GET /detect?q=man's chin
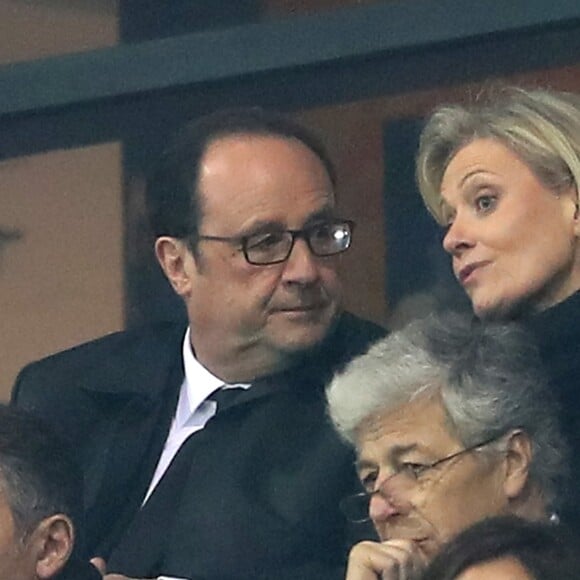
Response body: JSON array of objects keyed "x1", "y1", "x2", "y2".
[
  {"x1": 275, "y1": 327, "x2": 330, "y2": 353},
  {"x1": 414, "y1": 536, "x2": 442, "y2": 560},
  {"x1": 271, "y1": 317, "x2": 336, "y2": 353}
]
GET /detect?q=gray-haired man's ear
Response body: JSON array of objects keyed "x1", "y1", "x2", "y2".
[
  {"x1": 502, "y1": 430, "x2": 547, "y2": 520},
  {"x1": 502, "y1": 430, "x2": 533, "y2": 502},
  {"x1": 32, "y1": 514, "x2": 74, "y2": 579}
]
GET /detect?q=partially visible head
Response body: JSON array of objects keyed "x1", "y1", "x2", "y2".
[
  {"x1": 422, "y1": 515, "x2": 580, "y2": 580},
  {"x1": 417, "y1": 87, "x2": 580, "y2": 225},
  {"x1": 416, "y1": 87, "x2": 580, "y2": 318},
  {"x1": 0, "y1": 405, "x2": 83, "y2": 579},
  {"x1": 327, "y1": 312, "x2": 566, "y2": 557},
  {"x1": 147, "y1": 107, "x2": 337, "y2": 245},
  {"x1": 151, "y1": 108, "x2": 348, "y2": 380}
]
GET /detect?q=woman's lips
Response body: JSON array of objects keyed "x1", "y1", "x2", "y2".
[{"x1": 457, "y1": 261, "x2": 490, "y2": 285}]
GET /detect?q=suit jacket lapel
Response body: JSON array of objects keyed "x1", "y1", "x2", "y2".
[{"x1": 79, "y1": 324, "x2": 186, "y2": 554}]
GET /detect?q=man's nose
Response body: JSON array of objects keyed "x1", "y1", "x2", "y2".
[
  {"x1": 368, "y1": 475, "x2": 407, "y2": 522},
  {"x1": 368, "y1": 489, "x2": 401, "y2": 522},
  {"x1": 281, "y1": 238, "x2": 320, "y2": 284}
]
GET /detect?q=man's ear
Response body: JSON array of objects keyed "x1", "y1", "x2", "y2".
[
  {"x1": 32, "y1": 514, "x2": 75, "y2": 579},
  {"x1": 502, "y1": 430, "x2": 533, "y2": 500},
  {"x1": 155, "y1": 236, "x2": 196, "y2": 297}
]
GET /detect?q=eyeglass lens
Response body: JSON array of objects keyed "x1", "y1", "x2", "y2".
[{"x1": 340, "y1": 471, "x2": 415, "y2": 523}]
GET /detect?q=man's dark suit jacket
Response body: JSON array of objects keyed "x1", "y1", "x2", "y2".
[
  {"x1": 12, "y1": 311, "x2": 385, "y2": 580},
  {"x1": 58, "y1": 557, "x2": 102, "y2": 580}
]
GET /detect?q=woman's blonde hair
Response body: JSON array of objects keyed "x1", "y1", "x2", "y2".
[{"x1": 416, "y1": 87, "x2": 580, "y2": 224}]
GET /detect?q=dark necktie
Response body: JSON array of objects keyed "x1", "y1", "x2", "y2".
[{"x1": 107, "y1": 387, "x2": 246, "y2": 576}]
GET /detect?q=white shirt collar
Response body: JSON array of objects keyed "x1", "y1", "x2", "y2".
[{"x1": 178, "y1": 327, "x2": 250, "y2": 429}]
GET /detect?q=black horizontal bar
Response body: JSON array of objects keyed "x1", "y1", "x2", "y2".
[{"x1": 0, "y1": 0, "x2": 579, "y2": 117}]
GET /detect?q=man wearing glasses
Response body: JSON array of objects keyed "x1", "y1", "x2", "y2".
[
  {"x1": 327, "y1": 312, "x2": 565, "y2": 579},
  {"x1": 13, "y1": 109, "x2": 384, "y2": 580}
]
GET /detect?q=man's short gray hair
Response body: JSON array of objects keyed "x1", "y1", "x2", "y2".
[{"x1": 326, "y1": 312, "x2": 567, "y2": 506}]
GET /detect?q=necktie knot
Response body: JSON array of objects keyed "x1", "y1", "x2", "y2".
[{"x1": 208, "y1": 387, "x2": 245, "y2": 413}]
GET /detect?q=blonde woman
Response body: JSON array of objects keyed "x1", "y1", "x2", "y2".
[{"x1": 416, "y1": 87, "x2": 580, "y2": 529}]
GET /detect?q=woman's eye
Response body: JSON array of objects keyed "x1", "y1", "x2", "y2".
[{"x1": 474, "y1": 194, "x2": 497, "y2": 213}]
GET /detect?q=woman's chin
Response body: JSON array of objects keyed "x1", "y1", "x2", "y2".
[
  {"x1": 471, "y1": 297, "x2": 516, "y2": 321},
  {"x1": 470, "y1": 296, "x2": 494, "y2": 319}
]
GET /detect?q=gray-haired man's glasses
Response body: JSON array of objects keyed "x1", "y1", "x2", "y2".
[
  {"x1": 198, "y1": 220, "x2": 354, "y2": 266},
  {"x1": 341, "y1": 435, "x2": 500, "y2": 524}
]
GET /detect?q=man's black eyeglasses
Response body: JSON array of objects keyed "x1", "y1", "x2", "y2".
[
  {"x1": 341, "y1": 435, "x2": 500, "y2": 523},
  {"x1": 197, "y1": 220, "x2": 354, "y2": 266}
]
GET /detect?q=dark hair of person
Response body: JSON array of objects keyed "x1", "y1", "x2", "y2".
[
  {"x1": 146, "y1": 107, "x2": 337, "y2": 251},
  {"x1": 0, "y1": 405, "x2": 82, "y2": 536},
  {"x1": 421, "y1": 515, "x2": 580, "y2": 580},
  {"x1": 0, "y1": 405, "x2": 98, "y2": 577}
]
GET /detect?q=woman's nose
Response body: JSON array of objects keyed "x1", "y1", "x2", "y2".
[{"x1": 442, "y1": 216, "x2": 474, "y2": 255}]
